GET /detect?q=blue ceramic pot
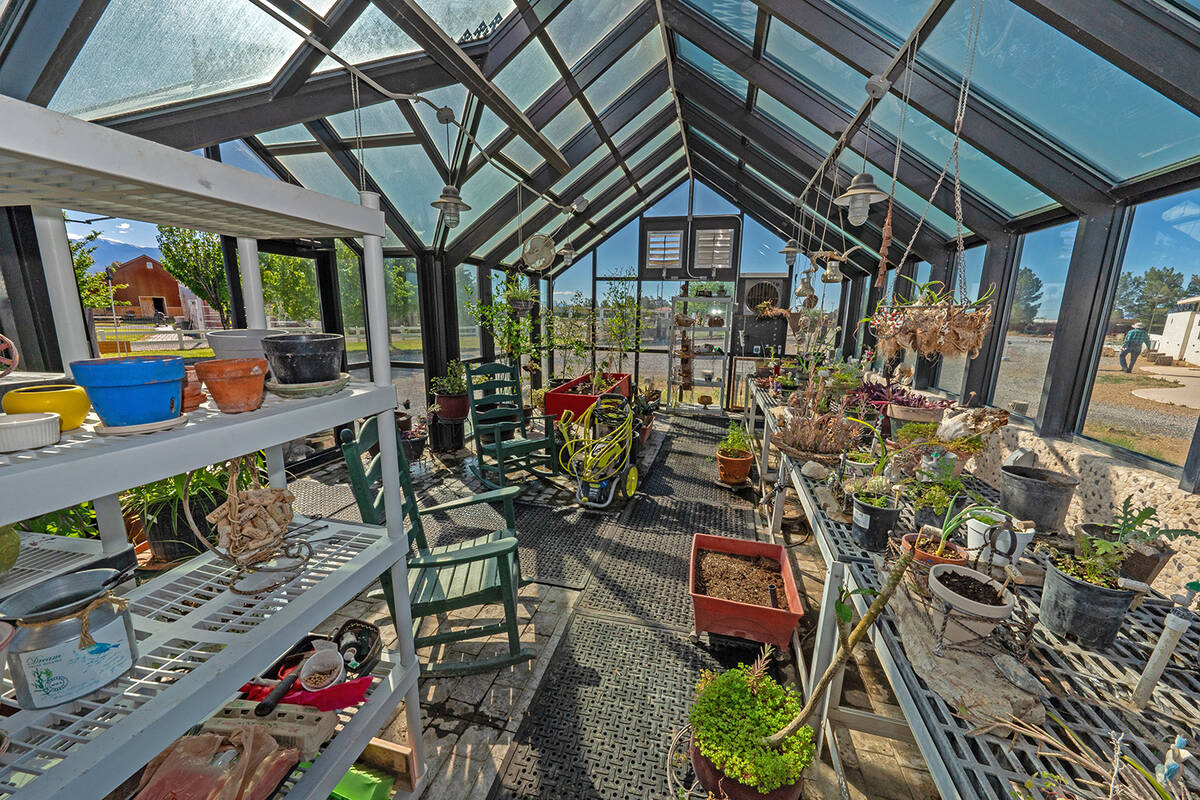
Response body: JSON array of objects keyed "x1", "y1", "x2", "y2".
[{"x1": 70, "y1": 356, "x2": 184, "y2": 427}]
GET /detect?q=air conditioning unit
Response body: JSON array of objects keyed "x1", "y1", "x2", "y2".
[{"x1": 734, "y1": 275, "x2": 789, "y2": 356}]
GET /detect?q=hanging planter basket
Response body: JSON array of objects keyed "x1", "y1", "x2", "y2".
[{"x1": 870, "y1": 299, "x2": 993, "y2": 362}]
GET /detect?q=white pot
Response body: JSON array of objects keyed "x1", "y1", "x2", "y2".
[
  {"x1": 0, "y1": 412, "x2": 61, "y2": 452},
  {"x1": 842, "y1": 456, "x2": 875, "y2": 479},
  {"x1": 928, "y1": 563, "x2": 1015, "y2": 645},
  {"x1": 965, "y1": 516, "x2": 1034, "y2": 566}
]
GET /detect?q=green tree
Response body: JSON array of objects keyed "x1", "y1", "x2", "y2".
[
  {"x1": 336, "y1": 240, "x2": 364, "y2": 328},
  {"x1": 156, "y1": 226, "x2": 230, "y2": 327},
  {"x1": 1131, "y1": 266, "x2": 1185, "y2": 332},
  {"x1": 599, "y1": 270, "x2": 646, "y2": 374},
  {"x1": 1186, "y1": 273, "x2": 1200, "y2": 296},
  {"x1": 1007, "y1": 266, "x2": 1043, "y2": 330},
  {"x1": 259, "y1": 252, "x2": 320, "y2": 322},
  {"x1": 69, "y1": 229, "x2": 127, "y2": 310},
  {"x1": 1112, "y1": 272, "x2": 1144, "y2": 320}
]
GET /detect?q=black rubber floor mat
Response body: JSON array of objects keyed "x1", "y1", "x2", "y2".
[
  {"x1": 419, "y1": 487, "x2": 619, "y2": 590},
  {"x1": 580, "y1": 496, "x2": 754, "y2": 630},
  {"x1": 491, "y1": 616, "x2": 735, "y2": 800},
  {"x1": 644, "y1": 450, "x2": 756, "y2": 506}
]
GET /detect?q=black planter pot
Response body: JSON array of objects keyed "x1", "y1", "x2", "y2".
[
  {"x1": 912, "y1": 495, "x2": 970, "y2": 532},
  {"x1": 400, "y1": 433, "x2": 427, "y2": 463},
  {"x1": 851, "y1": 494, "x2": 900, "y2": 552},
  {"x1": 144, "y1": 496, "x2": 218, "y2": 562},
  {"x1": 479, "y1": 408, "x2": 519, "y2": 445},
  {"x1": 261, "y1": 333, "x2": 344, "y2": 384},
  {"x1": 1000, "y1": 465, "x2": 1079, "y2": 534},
  {"x1": 1039, "y1": 562, "x2": 1134, "y2": 650}
]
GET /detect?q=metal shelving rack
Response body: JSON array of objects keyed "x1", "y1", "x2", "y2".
[
  {"x1": 666, "y1": 295, "x2": 732, "y2": 412},
  {"x1": 0, "y1": 95, "x2": 425, "y2": 799}
]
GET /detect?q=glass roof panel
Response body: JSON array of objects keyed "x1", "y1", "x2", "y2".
[
  {"x1": 593, "y1": 186, "x2": 637, "y2": 222},
  {"x1": 647, "y1": 181, "x2": 689, "y2": 215},
  {"x1": 319, "y1": 1, "x2": 514, "y2": 71},
  {"x1": 640, "y1": 149, "x2": 686, "y2": 187},
  {"x1": 921, "y1": 0, "x2": 1200, "y2": 180},
  {"x1": 460, "y1": 161, "x2": 518, "y2": 219},
  {"x1": 552, "y1": 145, "x2": 607, "y2": 195},
  {"x1": 257, "y1": 124, "x2": 315, "y2": 145},
  {"x1": 467, "y1": 197, "x2": 548, "y2": 255},
  {"x1": 543, "y1": 101, "x2": 592, "y2": 147},
  {"x1": 831, "y1": 0, "x2": 926, "y2": 43},
  {"x1": 303, "y1": 0, "x2": 340, "y2": 13},
  {"x1": 275, "y1": 153, "x2": 361, "y2": 205},
  {"x1": 502, "y1": 138, "x2": 543, "y2": 173},
  {"x1": 371, "y1": 145, "x2": 445, "y2": 245},
  {"x1": 417, "y1": 84, "x2": 469, "y2": 162},
  {"x1": 675, "y1": 35, "x2": 749, "y2": 97},
  {"x1": 51, "y1": 0, "x2": 303, "y2": 119},
  {"x1": 627, "y1": 122, "x2": 682, "y2": 171},
  {"x1": 582, "y1": 166, "x2": 625, "y2": 204},
  {"x1": 474, "y1": 108, "x2": 507, "y2": 151},
  {"x1": 836, "y1": 149, "x2": 963, "y2": 237},
  {"x1": 328, "y1": 101, "x2": 411, "y2": 139},
  {"x1": 219, "y1": 140, "x2": 279, "y2": 180},
  {"x1": 755, "y1": 92, "x2": 836, "y2": 150},
  {"x1": 582, "y1": 28, "x2": 666, "y2": 114},
  {"x1": 763, "y1": 22, "x2": 864, "y2": 112},
  {"x1": 682, "y1": 0, "x2": 758, "y2": 44},
  {"x1": 611, "y1": 93, "x2": 674, "y2": 145},
  {"x1": 494, "y1": 38, "x2": 560, "y2": 112},
  {"x1": 690, "y1": 128, "x2": 738, "y2": 163},
  {"x1": 547, "y1": 0, "x2": 643, "y2": 69}
]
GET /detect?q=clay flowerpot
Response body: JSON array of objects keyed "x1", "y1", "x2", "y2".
[
  {"x1": 928, "y1": 563, "x2": 1015, "y2": 645},
  {"x1": 182, "y1": 366, "x2": 206, "y2": 412},
  {"x1": 194, "y1": 358, "x2": 267, "y2": 413},
  {"x1": 901, "y1": 532, "x2": 968, "y2": 568},
  {"x1": 691, "y1": 741, "x2": 803, "y2": 800},
  {"x1": 1, "y1": 384, "x2": 91, "y2": 430},
  {"x1": 435, "y1": 393, "x2": 468, "y2": 422},
  {"x1": 716, "y1": 448, "x2": 753, "y2": 485}
]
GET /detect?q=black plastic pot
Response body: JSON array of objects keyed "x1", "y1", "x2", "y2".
[
  {"x1": 1000, "y1": 465, "x2": 1079, "y2": 533},
  {"x1": 261, "y1": 333, "x2": 344, "y2": 384},
  {"x1": 912, "y1": 495, "x2": 970, "y2": 532},
  {"x1": 400, "y1": 433, "x2": 427, "y2": 463},
  {"x1": 1039, "y1": 561, "x2": 1133, "y2": 650},
  {"x1": 144, "y1": 496, "x2": 217, "y2": 563},
  {"x1": 851, "y1": 495, "x2": 900, "y2": 552}
]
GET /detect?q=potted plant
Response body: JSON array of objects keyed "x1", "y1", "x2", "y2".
[
  {"x1": 907, "y1": 478, "x2": 971, "y2": 531},
  {"x1": 902, "y1": 501, "x2": 1007, "y2": 589},
  {"x1": 999, "y1": 464, "x2": 1079, "y2": 535},
  {"x1": 867, "y1": 278, "x2": 995, "y2": 362},
  {"x1": 430, "y1": 359, "x2": 468, "y2": 422},
  {"x1": 841, "y1": 449, "x2": 877, "y2": 478},
  {"x1": 632, "y1": 386, "x2": 659, "y2": 447},
  {"x1": 400, "y1": 406, "x2": 431, "y2": 463},
  {"x1": 543, "y1": 366, "x2": 632, "y2": 421},
  {"x1": 1039, "y1": 529, "x2": 1142, "y2": 650},
  {"x1": 927, "y1": 561, "x2": 1016, "y2": 645},
  {"x1": 964, "y1": 509, "x2": 1034, "y2": 567},
  {"x1": 504, "y1": 278, "x2": 538, "y2": 314},
  {"x1": 1079, "y1": 496, "x2": 1195, "y2": 584},
  {"x1": 716, "y1": 421, "x2": 755, "y2": 485},
  {"x1": 689, "y1": 533, "x2": 804, "y2": 647},
  {"x1": 846, "y1": 475, "x2": 901, "y2": 553}
]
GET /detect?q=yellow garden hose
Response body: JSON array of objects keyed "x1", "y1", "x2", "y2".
[{"x1": 557, "y1": 396, "x2": 635, "y2": 503}]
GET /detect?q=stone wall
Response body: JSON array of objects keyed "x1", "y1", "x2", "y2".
[{"x1": 972, "y1": 423, "x2": 1200, "y2": 594}]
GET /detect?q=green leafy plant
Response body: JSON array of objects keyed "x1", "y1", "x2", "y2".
[
  {"x1": 914, "y1": 499, "x2": 1008, "y2": 557},
  {"x1": 908, "y1": 480, "x2": 963, "y2": 515},
  {"x1": 504, "y1": 280, "x2": 537, "y2": 303},
  {"x1": 549, "y1": 291, "x2": 594, "y2": 380},
  {"x1": 718, "y1": 421, "x2": 754, "y2": 457},
  {"x1": 430, "y1": 359, "x2": 467, "y2": 396},
  {"x1": 599, "y1": 270, "x2": 645, "y2": 374},
  {"x1": 1060, "y1": 532, "x2": 1127, "y2": 588},
  {"x1": 467, "y1": 275, "x2": 541, "y2": 366},
  {"x1": 121, "y1": 460, "x2": 261, "y2": 549},
  {"x1": 1110, "y1": 495, "x2": 1194, "y2": 545},
  {"x1": 690, "y1": 649, "x2": 814, "y2": 793}
]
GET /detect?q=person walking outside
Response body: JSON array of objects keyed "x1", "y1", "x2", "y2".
[{"x1": 1119, "y1": 322, "x2": 1150, "y2": 373}]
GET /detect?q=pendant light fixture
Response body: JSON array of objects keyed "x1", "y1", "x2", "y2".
[
  {"x1": 431, "y1": 185, "x2": 470, "y2": 229},
  {"x1": 822, "y1": 260, "x2": 845, "y2": 283},
  {"x1": 834, "y1": 173, "x2": 887, "y2": 227},
  {"x1": 557, "y1": 243, "x2": 577, "y2": 267},
  {"x1": 779, "y1": 238, "x2": 802, "y2": 268}
]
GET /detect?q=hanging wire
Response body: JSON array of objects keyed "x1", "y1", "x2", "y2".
[{"x1": 351, "y1": 72, "x2": 366, "y2": 191}]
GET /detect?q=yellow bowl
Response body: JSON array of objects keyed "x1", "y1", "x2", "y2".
[{"x1": 1, "y1": 385, "x2": 91, "y2": 430}]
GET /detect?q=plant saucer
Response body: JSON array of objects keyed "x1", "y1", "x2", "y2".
[
  {"x1": 266, "y1": 372, "x2": 351, "y2": 399},
  {"x1": 95, "y1": 414, "x2": 187, "y2": 436}
]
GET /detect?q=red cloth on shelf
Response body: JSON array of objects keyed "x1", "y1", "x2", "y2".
[{"x1": 238, "y1": 675, "x2": 371, "y2": 711}]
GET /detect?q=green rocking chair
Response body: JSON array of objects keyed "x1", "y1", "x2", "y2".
[
  {"x1": 465, "y1": 361, "x2": 558, "y2": 489},
  {"x1": 338, "y1": 416, "x2": 534, "y2": 676}
]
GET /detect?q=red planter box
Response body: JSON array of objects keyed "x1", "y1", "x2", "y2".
[
  {"x1": 543, "y1": 372, "x2": 631, "y2": 421},
  {"x1": 689, "y1": 533, "x2": 804, "y2": 648}
]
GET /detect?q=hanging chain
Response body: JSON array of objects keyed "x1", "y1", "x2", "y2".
[{"x1": 351, "y1": 73, "x2": 365, "y2": 191}]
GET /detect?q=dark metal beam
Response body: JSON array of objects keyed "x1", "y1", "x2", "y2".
[
  {"x1": 751, "y1": 0, "x2": 1113, "y2": 215},
  {"x1": 1038, "y1": 205, "x2": 1131, "y2": 436},
  {"x1": 270, "y1": 0, "x2": 369, "y2": 99},
  {"x1": 369, "y1": 0, "x2": 569, "y2": 172},
  {"x1": 263, "y1": 131, "x2": 421, "y2": 155},
  {"x1": 202, "y1": 145, "x2": 249, "y2": 329},
  {"x1": 0, "y1": 0, "x2": 109, "y2": 105},
  {"x1": 305, "y1": 118, "x2": 426, "y2": 253},
  {"x1": 1010, "y1": 0, "x2": 1200, "y2": 120},
  {"x1": 961, "y1": 233, "x2": 1021, "y2": 405},
  {"x1": 662, "y1": 0, "x2": 1007, "y2": 239},
  {"x1": 104, "y1": 46, "x2": 478, "y2": 150}
]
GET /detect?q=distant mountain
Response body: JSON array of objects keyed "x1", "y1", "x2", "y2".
[{"x1": 82, "y1": 237, "x2": 162, "y2": 272}]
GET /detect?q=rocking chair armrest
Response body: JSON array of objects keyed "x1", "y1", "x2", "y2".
[
  {"x1": 408, "y1": 536, "x2": 518, "y2": 567},
  {"x1": 418, "y1": 486, "x2": 522, "y2": 516}
]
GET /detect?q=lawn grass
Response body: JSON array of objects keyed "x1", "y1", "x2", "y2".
[
  {"x1": 1093, "y1": 371, "x2": 1184, "y2": 389},
  {"x1": 1082, "y1": 423, "x2": 1180, "y2": 464}
]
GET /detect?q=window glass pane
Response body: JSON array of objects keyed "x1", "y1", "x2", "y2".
[
  {"x1": 921, "y1": 0, "x2": 1200, "y2": 180},
  {"x1": 258, "y1": 125, "x2": 313, "y2": 146},
  {"x1": 692, "y1": 180, "x2": 738, "y2": 215},
  {"x1": 51, "y1": 0, "x2": 303, "y2": 119},
  {"x1": 494, "y1": 39, "x2": 560, "y2": 112},
  {"x1": 597, "y1": 219, "x2": 639, "y2": 277},
  {"x1": 1079, "y1": 187, "x2": 1200, "y2": 465},
  {"x1": 690, "y1": 128, "x2": 738, "y2": 163},
  {"x1": 833, "y1": 0, "x2": 927, "y2": 42},
  {"x1": 755, "y1": 92, "x2": 836, "y2": 152},
  {"x1": 456, "y1": 265, "x2": 482, "y2": 359},
  {"x1": 548, "y1": 257, "x2": 595, "y2": 380},
  {"x1": 219, "y1": 140, "x2": 278, "y2": 180},
  {"x1": 992, "y1": 221, "x2": 1078, "y2": 418},
  {"x1": 470, "y1": 197, "x2": 550, "y2": 257},
  {"x1": 836, "y1": 149, "x2": 964, "y2": 237},
  {"x1": 260, "y1": 253, "x2": 319, "y2": 328},
  {"x1": 275, "y1": 153, "x2": 361, "y2": 204},
  {"x1": 371, "y1": 146, "x2": 444, "y2": 244},
  {"x1": 675, "y1": 35, "x2": 748, "y2": 97},
  {"x1": 935, "y1": 245, "x2": 985, "y2": 395},
  {"x1": 626, "y1": 122, "x2": 681, "y2": 171},
  {"x1": 763, "y1": 22, "x2": 863, "y2": 110},
  {"x1": 328, "y1": 101, "x2": 410, "y2": 138},
  {"x1": 384, "y1": 257, "x2": 421, "y2": 362},
  {"x1": 460, "y1": 161, "x2": 517, "y2": 218},
  {"x1": 640, "y1": 150, "x2": 685, "y2": 188},
  {"x1": 683, "y1": 0, "x2": 757, "y2": 44},
  {"x1": 582, "y1": 29, "x2": 665, "y2": 114},
  {"x1": 336, "y1": 241, "x2": 368, "y2": 366},
  {"x1": 552, "y1": 145, "x2": 607, "y2": 196},
  {"x1": 647, "y1": 181, "x2": 690, "y2": 217},
  {"x1": 547, "y1": 0, "x2": 642, "y2": 68},
  {"x1": 502, "y1": 137, "x2": 543, "y2": 173},
  {"x1": 593, "y1": 187, "x2": 637, "y2": 226},
  {"x1": 611, "y1": 93, "x2": 674, "y2": 146},
  {"x1": 543, "y1": 100, "x2": 591, "y2": 147},
  {"x1": 392, "y1": 366, "x2": 428, "y2": 419},
  {"x1": 416, "y1": 84, "x2": 469, "y2": 162},
  {"x1": 740, "y1": 216, "x2": 786, "y2": 273},
  {"x1": 582, "y1": 167, "x2": 624, "y2": 205},
  {"x1": 474, "y1": 108, "x2": 507, "y2": 150}
]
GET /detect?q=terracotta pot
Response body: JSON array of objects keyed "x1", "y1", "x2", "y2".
[
  {"x1": 901, "y1": 532, "x2": 969, "y2": 568},
  {"x1": 690, "y1": 742, "x2": 803, "y2": 800},
  {"x1": 887, "y1": 403, "x2": 944, "y2": 424},
  {"x1": 435, "y1": 393, "x2": 468, "y2": 421},
  {"x1": 716, "y1": 448, "x2": 753, "y2": 484},
  {"x1": 182, "y1": 366, "x2": 206, "y2": 412},
  {"x1": 690, "y1": 533, "x2": 804, "y2": 647},
  {"x1": 193, "y1": 358, "x2": 267, "y2": 413}
]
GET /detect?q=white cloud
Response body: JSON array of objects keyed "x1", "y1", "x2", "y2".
[
  {"x1": 116, "y1": 222, "x2": 130, "y2": 231},
  {"x1": 67, "y1": 232, "x2": 82, "y2": 240}
]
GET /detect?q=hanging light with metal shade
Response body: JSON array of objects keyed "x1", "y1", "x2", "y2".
[
  {"x1": 779, "y1": 238, "x2": 803, "y2": 268},
  {"x1": 557, "y1": 243, "x2": 577, "y2": 267},
  {"x1": 795, "y1": 272, "x2": 816, "y2": 299},
  {"x1": 431, "y1": 184, "x2": 470, "y2": 229},
  {"x1": 822, "y1": 260, "x2": 845, "y2": 283},
  {"x1": 834, "y1": 173, "x2": 887, "y2": 227}
]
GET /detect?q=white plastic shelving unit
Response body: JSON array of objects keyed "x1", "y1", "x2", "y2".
[
  {"x1": 666, "y1": 295, "x2": 733, "y2": 412},
  {"x1": 0, "y1": 95, "x2": 425, "y2": 799}
]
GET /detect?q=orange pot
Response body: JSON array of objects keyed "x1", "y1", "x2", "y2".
[
  {"x1": 716, "y1": 448, "x2": 753, "y2": 485},
  {"x1": 900, "y1": 532, "x2": 968, "y2": 567},
  {"x1": 194, "y1": 358, "x2": 267, "y2": 413}
]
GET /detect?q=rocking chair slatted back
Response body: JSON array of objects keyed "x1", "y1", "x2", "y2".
[{"x1": 338, "y1": 416, "x2": 430, "y2": 551}]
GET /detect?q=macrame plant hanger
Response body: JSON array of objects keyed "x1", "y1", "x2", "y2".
[{"x1": 876, "y1": 40, "x2": 918, "y2": 291}]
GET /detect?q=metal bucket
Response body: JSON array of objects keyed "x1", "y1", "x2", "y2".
[{"x1": 0, "y1": 569, "x2": 137, "y2": 708}]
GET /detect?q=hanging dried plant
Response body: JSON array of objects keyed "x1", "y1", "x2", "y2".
[{"x1": 868, "y1": 278, "x2": 995, "y2": 361}]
